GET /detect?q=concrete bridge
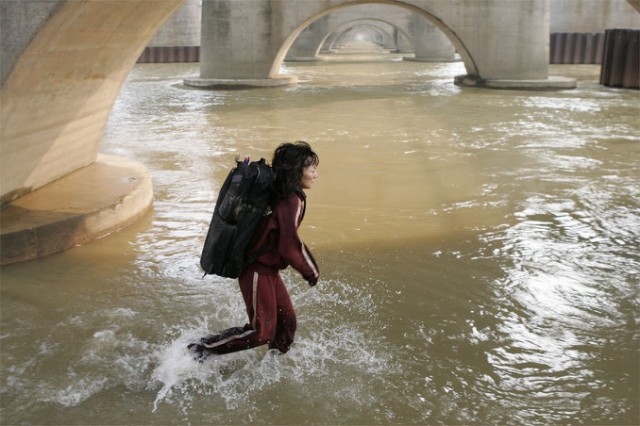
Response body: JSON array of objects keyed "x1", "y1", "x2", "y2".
[
  {"x1": 1, "y1": 0, "x2": 637, "y2": 264},
  {"x1": 318, "y1": 20, "x2": 414, "y2": 54},
  {"x1": 284, "y1": 4, "x2": 455, "y2": 63},
  {"x1": 187, "y1": 0, "x2": 577, "y2": 90}
]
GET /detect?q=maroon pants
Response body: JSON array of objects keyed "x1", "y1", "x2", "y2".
[{"x1": 201, "y1": 266, "x2": 297, "y2": 354}]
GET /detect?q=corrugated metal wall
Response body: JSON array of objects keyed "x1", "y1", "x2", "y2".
[
  {"x1": 137, "y1": 46, "x2": 200, "y2": 63},
  {"x1": 600, "y1": 29, "x2": 639, "y2": 89},
  {"x1": 550, "y1": 33, "x2": 605, "y2": 64}
]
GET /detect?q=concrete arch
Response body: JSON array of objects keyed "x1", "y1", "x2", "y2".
[
  {"x1": 189, "y1": 0, "x2": 574, "y2": 91},
  {"x1": 325, "y1": 20, "x2": 405, "y2": 52},
  {"x1": 269, "y1": 1, "x2": 476, "y2": 79},
  {"x1": 332, "y1": 23, "x2": 397, "y2": 49},
  {"x1": 1, "y1": 0, "x2": 185, "y2": 263},
  {"x1": 291, "y1": 8, "x2": 449, "y2": 62},
  {"x1": 1, "y1": 1, "x2": 184, "y2": 205},
  {"x1": 285, "y1": 6, "x2": 419, "y2": 62},
  {"x1": 0, "y1": 0, "x2": 578, "y2": 263},
  {"x1": 327, "y1": 19, "x2": 408, "y2": 48},
  {"x1": 339, "y1": 22, "x2": 414, "y2": 54}
]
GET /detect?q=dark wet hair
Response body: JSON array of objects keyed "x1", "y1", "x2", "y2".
[{"x1": 272, "y1": 141, "x2": 319, "y2": 198}]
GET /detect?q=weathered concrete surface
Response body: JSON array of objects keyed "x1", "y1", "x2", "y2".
[
  {"x1": 402, "y1": 11, "x2": 457, "y2": 62},
  {"x1": 0, "y1": 1, "x2": 61, "y2": 86},
  {"x1": 192, "y1": 0, "x2": 554, "y2": 89},
  {"x1": 551, "y1": 0, "x2": 640, "y2": 33},
  {"x1": 1, "y1": 0, "x2": 183, "y2": 263},
  {"x1": 147, "y1": 0, "x2": 202, "y2": 47},
  {"x1": 1, "y1": 1, "x2": 184, "y2": 208},
  {"x1": 0, "y1": 154, "x2": 153, "y2": 265}
]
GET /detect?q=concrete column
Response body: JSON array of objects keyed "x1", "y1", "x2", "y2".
[
  {"x1": 404, "y1": 12, "x2": 456, "y2": 62},
  {"x1": 1, "y1": 0, "x2": 183, "y2": 263},
  {"x1": 185, "y1": 0, "x2": 296, "y2": 88},
  {"x1": 189, "y1": 0, "x2": 575, "y2": 90}
]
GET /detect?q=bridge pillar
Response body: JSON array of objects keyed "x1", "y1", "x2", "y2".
[
  {"x1": 184, "y1": 0, "x2": 296, "y2": 88},
  {"x1": 403, "y1": 13, "x2": 456, "y2": 62},
  {"x1": 188, "y1": 0, "x2": 574, "y2": 90},
  {"x1": 1, "y1": 0, "x2": 183, "y2": 263}
]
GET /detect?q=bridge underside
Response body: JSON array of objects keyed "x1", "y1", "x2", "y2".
[
  {"x1": 1, "y1": 0, "x2": 578, "y2": 264},
  {"x1": 190, "y1": 0, "x2": 575, "y2": 91}
]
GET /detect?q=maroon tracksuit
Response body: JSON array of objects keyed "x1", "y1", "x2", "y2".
[{"x1": 201, "y1": 192, "x2": 319, "y2": 354}]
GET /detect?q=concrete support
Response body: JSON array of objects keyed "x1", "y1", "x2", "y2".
[
  {"x1": 1, "y1": 0, "x2": 184, "y2": 263},
  {"x1": 189, "y1": 0, "x2": 572, "y2": 90},
  {"x1": 1, "y1": 155, "x2": 153, "y2": 265},
  {"x1": 402, "y1": 12, "x2": 456, "y2": 62},
  {"x1": 186, "y1": 0, "x2": 297, "y2": 88}
]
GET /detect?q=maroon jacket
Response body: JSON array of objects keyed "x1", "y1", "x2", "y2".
[{"x1": 247, "y1": 192, "x2": 319, "y2": 285}]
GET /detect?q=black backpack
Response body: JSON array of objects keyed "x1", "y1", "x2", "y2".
[{"x1": 200, "y1": 158, "x2": 275, "y2": 278}]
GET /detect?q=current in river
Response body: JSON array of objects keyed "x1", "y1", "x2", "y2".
[{"x1": 1, "y1": 49, "x2": 639, "y2": 425}]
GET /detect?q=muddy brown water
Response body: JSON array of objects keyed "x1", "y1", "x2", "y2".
[{"x1": 1, "y1": 56, "x2": 638, "y2": 425}]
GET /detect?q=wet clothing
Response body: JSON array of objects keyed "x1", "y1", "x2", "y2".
[{"x1": 200, "y1": 192, "x2": 319, "y2": 355}]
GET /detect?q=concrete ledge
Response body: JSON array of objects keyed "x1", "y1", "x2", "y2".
[
  {"x1": 184, "y1": 74, "x2": 297, "y2": 89},
  {"x1": 403, "y1": 56, "x2": 460, "y2": 63},
  {"x1": 285, "y1": 57, "x2": 322, "y2": 62},
  {"x1": 0, "y1": 154, "x2": 153, "y2": 265},
  {"x1": 454, "y1": 74, "x2": 577, "y2": 90}
]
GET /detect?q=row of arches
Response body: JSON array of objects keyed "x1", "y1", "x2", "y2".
[
  {"x1": 283, "y1": 4, "x2": 454, "y2": 63},
  {"x1": 0, "y1": 0, "x2": 574, "y2": 263}
]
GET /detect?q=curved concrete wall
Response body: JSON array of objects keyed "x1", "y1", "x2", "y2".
[
  {"x1": 0, "y1": 1, "x2": 62, "y2": 86},
  {"x1": 0, "y1": 0, "x2": 185, "y2": 206}
]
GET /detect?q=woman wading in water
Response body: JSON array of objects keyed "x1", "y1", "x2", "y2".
[{"x1": 189, "y1": 141, "x2": 320, "y2": 359}]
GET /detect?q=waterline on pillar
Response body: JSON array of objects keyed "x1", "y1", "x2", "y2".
[
  {"x1": 454, "y1": 74, "x2": 577, "y2": 90},
  {"x1": 183, "y1": 75, "x2": 297, "y2": 89}
]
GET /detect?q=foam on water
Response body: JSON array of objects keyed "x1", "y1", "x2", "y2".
[{"x1": 150, "y1": 275, "x2": 394, "y2": 415}]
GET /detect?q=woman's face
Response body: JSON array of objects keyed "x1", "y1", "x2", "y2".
[{"x1": 300, "y1": 164, "x2": 319, "y2": 190}]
